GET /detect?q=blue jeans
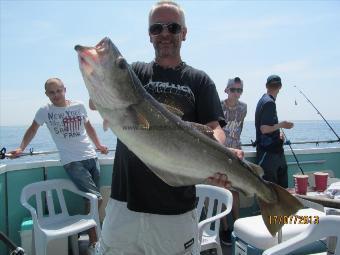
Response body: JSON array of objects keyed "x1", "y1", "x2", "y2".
[{"x1": 64, "y1": 158, "x2": 102, "y2": 199}]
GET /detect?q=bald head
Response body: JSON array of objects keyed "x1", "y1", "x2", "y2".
[
  {"x1": 44, "y1": 78, "x2": 67, "y2": 106},
  {"x1": 44, "y1": 78, "x2": 64, "y2": 91},
  {"x1": 149, "y1": 1, "x2": 186, "y2": 27}
]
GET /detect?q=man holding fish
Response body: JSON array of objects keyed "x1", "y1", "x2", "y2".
[
  {"x1": 75, "y1": 1, "x2": 302, "y2": 254},
  {"x1": 87, "y1": 1, "x2": 239, "y2": 254}
]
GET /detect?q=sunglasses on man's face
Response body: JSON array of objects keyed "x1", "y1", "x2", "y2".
[
  {"x1": 149, "y1": 22, "x2": 182, "y2": 36},
  {"x1": 229, "y1": 88, "x2": 243, "y2": 93}
]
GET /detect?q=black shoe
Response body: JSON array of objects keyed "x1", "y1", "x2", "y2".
[{"x1": 220, "y1": 229, "x2": 232, "y2": 246}]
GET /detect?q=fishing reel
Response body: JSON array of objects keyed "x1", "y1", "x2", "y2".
[
  {"x1": 0, "y1": 147, "x2": 6, "y2": 159},
  {"x1": 10, "y1": 247, "x2": 25, "y2": 255}
]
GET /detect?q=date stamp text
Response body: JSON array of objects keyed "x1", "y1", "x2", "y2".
[{"x1": 268, "y1": 215, "x2": 319, "y2": 225}]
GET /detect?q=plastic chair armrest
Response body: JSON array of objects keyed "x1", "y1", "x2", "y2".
[
  {"x1": 198, "y1": 209, "x2": 231, "y2": 241},
  {"x1": 86, "y1": 193, "x2": 98, "y2": 215},
  {"x1": 20, "y1": 201, "x2": 40, "y2": 227},
  {"x1": 67, "y1": 187, "x2": 97, "y2": 200}
]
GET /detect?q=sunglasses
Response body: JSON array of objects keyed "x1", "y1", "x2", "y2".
[
  {"x1": 229, "y1": 88, "x2": 243, "y2": 93},
  {"x1": 149, "y1": 22, "x2": 182, "y2": 36}
]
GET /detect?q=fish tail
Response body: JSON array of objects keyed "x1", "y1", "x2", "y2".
[{"x1": 257, "y1": 182, "x2": 304, "y2": 236}]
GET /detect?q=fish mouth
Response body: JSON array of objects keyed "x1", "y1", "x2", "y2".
[
  {"x1": 75, "y1": 45, "x2": 98, "y2": 67},
  {"x1": 75, "y1": 37, "x2": 110, "y2": 54},
  {"x1": 74, "y1": 37, "x2": 111, "y2": 66},
  {"x1": 75, "y1": 38, "x2": 108, "y2": 77}
]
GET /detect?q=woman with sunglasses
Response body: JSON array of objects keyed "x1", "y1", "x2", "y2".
[{"x1": 220, "y1": 77, "x2": 247, "y2": 246}]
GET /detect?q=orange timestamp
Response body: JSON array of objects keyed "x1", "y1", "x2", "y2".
[{"x1": 268, "y1": 215, "x2": 320, "y2": 225}]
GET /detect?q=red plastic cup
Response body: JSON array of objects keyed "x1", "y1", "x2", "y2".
[
  {"x1": 293, "y1": 175, "x2": 309, "y2": 195},
  {"x1": 314, "y1": 172, "x2": 328, "y2": 192}
]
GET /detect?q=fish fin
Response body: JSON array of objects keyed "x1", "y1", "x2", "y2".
[
  {"x1": 136, "y1": 112, "x2": 150, "y2": 129},
  {"x1": 257, "y1": 182, "x2": 303, "y2": 236},
  {"x1": 238, "y1": 160, "x2": 264, "y2": 178},
  {"x1": 162, "y1": 103, "x2": 184, "y2": 117},
  {"x1": 247, "y1": 161, "x2": 264, "y2": 177},
  {"x1": 128, "y1": 105, "x2": 150, "y2": 130},
  {"x1": 188, "y1": 122, "x2": 217, "y2": 141},
  {"x1": 231, "y1": 186, "x2": 251, "y2": 197}
]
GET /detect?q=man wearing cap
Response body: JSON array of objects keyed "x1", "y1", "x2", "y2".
[{"x1": 255, "y1": 75, "x2": 293, "y2": 188}]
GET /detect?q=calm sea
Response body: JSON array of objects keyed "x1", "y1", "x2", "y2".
[{"x1": 1, "y1": 120, "x2": 340, "y2": 166}]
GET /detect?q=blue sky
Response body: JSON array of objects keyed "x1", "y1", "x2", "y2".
[{"x1": 1, "y1": 0, "x2": 339, "y2": 126}]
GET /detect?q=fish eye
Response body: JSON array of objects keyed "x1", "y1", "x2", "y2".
[{"x1": 116, "y1": 57, "x2": 127, "y2": 70}]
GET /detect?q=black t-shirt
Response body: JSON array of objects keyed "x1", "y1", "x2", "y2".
[
  {"x1": 255, "y1": 93, "x2": 283, "y2": 153},
  {"x1": 111, "y1": 61, "x2": 225, "y2": 215}
]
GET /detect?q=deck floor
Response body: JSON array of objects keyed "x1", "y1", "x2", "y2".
[{"x1": 201, "y1": 245, "x2": 232, "y2": 255}]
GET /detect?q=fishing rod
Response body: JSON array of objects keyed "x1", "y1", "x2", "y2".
[
  {"x1": 241, "y1": 138, "x2": 340, "y2": 147},
  {"x1": 0, "y1": 231, "x2": 25, "y2": 255},
  {"x1": 0, "y1": 147, "x2": 59, "y2": 159},
  {"x1": 0, "y1": 147, "x2": 116, "y2": 160},
  {"x1": 294, "y1": 85, "x2": 340, "y2": 142},
  {"x1": 281, "y1": 129, "x2": 305, "y2": 175}
]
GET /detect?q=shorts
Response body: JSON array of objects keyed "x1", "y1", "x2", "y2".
[
  {"x1": 97, "y1": 198, "x2": 200, "y2": 255},
  {"x1": 63, "y1": 158, "x2": 102, "y2": 199}
]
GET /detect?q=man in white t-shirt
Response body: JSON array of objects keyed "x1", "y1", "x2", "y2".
[{"x1": 10, "y1": 77, "x2": 108, "y2": 252}]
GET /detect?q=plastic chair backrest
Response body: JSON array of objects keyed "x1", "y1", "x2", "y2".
[
  {"x1": 263, "y1": 215, "x2": 340, "y2": 255},
  {"x1": 196, "y1": 184, "x2": 233, "y2": 239},
  {"x1": 21, "y1": 179, "x2": 79, "y2": 222}
]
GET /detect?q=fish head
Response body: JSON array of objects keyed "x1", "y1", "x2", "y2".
[{"x1": 75, "y1": 37, "x2": 136, "y2": 110}]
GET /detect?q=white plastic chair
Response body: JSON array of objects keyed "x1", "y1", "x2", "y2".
[
  {"x1": 263, "y1": 215, "x2": 340, "y2": 255},
  {"x1": 196, "y1": 184, "x2": 233, "y2": 255},
  {"x1": 20, "y1": 179, "x2": 101, "y2": 255}
]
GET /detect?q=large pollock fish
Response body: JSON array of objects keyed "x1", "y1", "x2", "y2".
[{"x1": 75, "y1": 37, "x2": 303, "y2": 236}]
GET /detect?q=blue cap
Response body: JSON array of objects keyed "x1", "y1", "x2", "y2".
[{"x1": 266, "y1": 75, "x2": 282, "y2": 86}]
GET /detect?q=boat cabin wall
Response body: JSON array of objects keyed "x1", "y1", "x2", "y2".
[{"x1": 0, "y1": 148, "x2": 340, "y2": 254}]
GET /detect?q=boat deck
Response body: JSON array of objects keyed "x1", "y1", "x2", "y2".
[{"x1": 1, "y1": 147, "x2": 340, "y2": 255}]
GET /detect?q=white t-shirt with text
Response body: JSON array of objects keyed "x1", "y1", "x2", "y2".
[{"x1": 34, "y1": 100, "x2": 96, "y2": 165}]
